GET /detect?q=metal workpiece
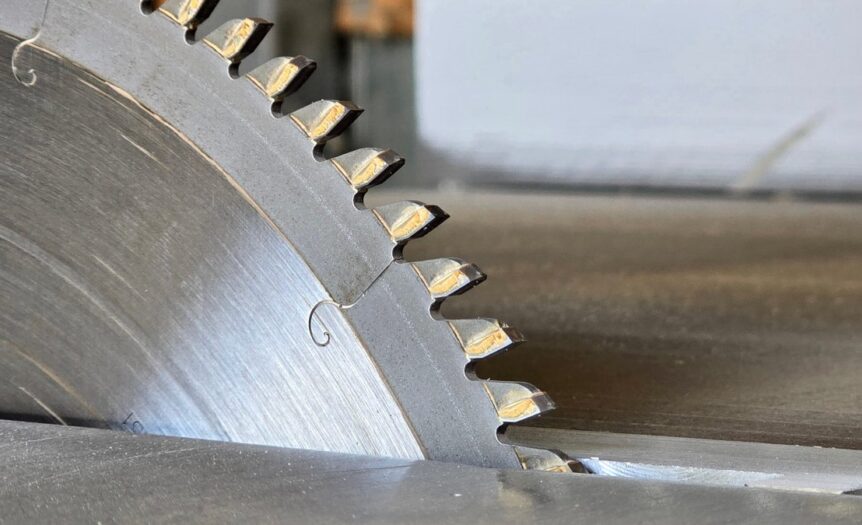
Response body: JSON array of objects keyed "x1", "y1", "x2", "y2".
[
  {"x1": 391, "y1": 189, "x2": 862, "y2": 449},
  {"x1": 0, "y1": 0, "x2": 561, "y2": 470},
  {"x1": 4, "y1": 421, "x2": 862, "y2": 525},
  {"x1": 510, "y1": 427, "x2": 862, "y2": 494}
]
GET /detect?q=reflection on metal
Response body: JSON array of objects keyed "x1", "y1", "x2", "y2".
[
  {"x1": 247, "y1": 55, "x2": 316, "y2": 102},
  {"x1": 290, "y1": 99, "x2": 363, "y2": 143},
  {"x1": 5, "y1": 421, "x2": 862, "y2": 524},
  {"x1": 331, "y1": 148, "x2": 404, "y2": 190},
  {"x1": 580, "y1": 459, "x2": 782, "y2": 488},
  {"x1": 156, "y1": 0, "x2": 219, "y2": 32},
  {"x1": 483, "y1": 382, "x2": 555, "y2": 424},
  {"x1": 448, "y1": 319, "x2": 524, "y2": 361},
  {"x1": 201, "y1": 17, "x2": 272, "y2": 65},
  {"x1": 372, "y1": 201, "x2": 448, "y2": 243},
  {"x1": 411, "y1": 258, "x2": 486, "y2": 299},
  {"x1": 510, "y1": 427, "x2": 862, "y2": 494}
]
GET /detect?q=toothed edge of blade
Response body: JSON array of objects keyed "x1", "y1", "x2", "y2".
[
  {"x1": 247, "y1": 56, "x2": 316, "y2": 100},
  {"x1": 448, "y1": 319, "x2": 524, "y2": 360},
  {"x1": 138, "y1": 2, "x2": 565, "y2": 471},
  {"x1": 331, "y1": 148, "x2": 404, "y2": 190},
  {"x1": 482, "y1": 381, "x2": 555, "y2": 423},
  {"x1": 290, "y1": 100, "x2": 363, "y2": 144},
  {"x1": 514, "y1": 447, "x2": 578, "y2": 473},
  {"x1": 157, "y1": 0, "x2": 218, "y2": 29},
  {"x1": 411, "y1": 259, "x2": 486, "y2": 299},
  {"x1": 372, "y1": 201, "x2": 448, "y2": 243},
  {"x1": 202, "y1": 18, "x2": 272, "y2": 63}
]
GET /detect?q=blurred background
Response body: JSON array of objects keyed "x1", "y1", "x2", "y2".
[{"x1": 218, "y1": 0, "x2": 862, "y2": 196}]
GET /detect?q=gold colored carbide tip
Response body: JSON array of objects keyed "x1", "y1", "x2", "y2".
[
  {"x1": 373, "y1": 202, "x2": 445, "y2": 243},
  {"x1": 248, "y1": 57, "x2": 314, "y2": 99},
  {"x1": 483, "y1": 382, "x2": 554, "y2": 423},
  {"x1": 332, "y1": 149, "x2": 403, "y2": 189},
  {"x1": 497, "y1": 396, "x2": 541, "y2": 421},
  {"x1": 203, "y1": 18, "x2": 270, "y2": 61},
  {"x1": 449, "y1": 319, "x2": 522, "y2": 360},
  {"x1": 308, "y1": 104, "x2": 346, "y2": 139},
  {"x1": 158, "y1": 0, "x2": 211, "y2": 27},
  {"x1": 430, "y1": 270, "x2": 470, "y2": 296},
  {"x1": 290, "y1": 100, "x2": 361, "y2": 143},
  {"x1": 514, "y1": 447, "x2": 576, "y2": 473},
  {"x1": 412, "y1": 259, "x2": 483, "y2": 298}
]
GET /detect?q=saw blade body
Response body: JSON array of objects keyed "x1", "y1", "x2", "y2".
[{"x1": 0, "y1": 0, "x2": 567, "y2": 471}]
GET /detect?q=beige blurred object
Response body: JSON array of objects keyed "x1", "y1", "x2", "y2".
[{"x1": 335, "y1": 0, "x2": 413, "y2": 38}]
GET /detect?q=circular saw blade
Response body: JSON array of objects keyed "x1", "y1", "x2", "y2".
[{"x1": 0, "y1": 0, "x2": 569, "y2": 471}]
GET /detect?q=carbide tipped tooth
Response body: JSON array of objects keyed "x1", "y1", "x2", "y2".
[
  {"x1": 157, "y1": 0, "x2": 218, "y2": 30},
  {"x1": 448, "y1": 319, "x2": 524, "y2": 360},
  {"x1": 202, "y1": 18, "x2": 272, "y2": 63},
  {"x1": 411, "y1": 259, "x2": 486, "y2": 299},
  {"x1": 373, "y1": 201, "x2": 448, "y2": 243},
  {"x1": 247, "y1": 56, "x2": 316, "y2": 100},
  {"x1": 331, "y1": 148, "x2": 404, "y2": 190},
  {"x1": 290, "y1": 100, "x2": 363, "y2": 144},
  {"x1": 514, "y1": 447, "x2": 579, "y2": 473},
  {"x1": 482, "y1": 381, "x2": 555, "y2": 423}
]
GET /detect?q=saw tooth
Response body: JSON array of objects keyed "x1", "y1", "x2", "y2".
[
  {"x1": 247, "y1": 56, "x2": 317, "y2": 101},
  {"x1": 448, "y1": 319, "x2": 524, "y2": 360},
  {"x1": 373, "y1": 201, "x2": 448, "y2": 243},
  {"x1": 482, "y1": 381, "x2": 555, "y2": 423},
  {"x1": 331, "y1": 148, "x2": 404, "y2": 190},
  {"x1": 514, "y1": 447, "x2": 580, "y2": 473},
  {"x1": 411, "y1": 259, "x2": 486, "y2": 299},
  {"x1": 290, "y1": 100, "x2": 363, "y2": 144},
  {"x1": 202, "y1": 18, "x2": 273, "y2": 66},
  {"x1": 157, "y1": 0, "x2": 219, "y2": 31}
]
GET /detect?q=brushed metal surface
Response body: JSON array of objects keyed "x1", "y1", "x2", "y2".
[
  {"x1": 5, "y1": 421, "x2": 862, "y2": 524},
  {"x1": 511, "y1": 427, "x2": 862, "y2": 494},
  {"x1": 0, "y1": 0, "x2": 529, "y2": 468},
  {"x1": 0, "y1": 31, "x2": 422, "y2": 460}
]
